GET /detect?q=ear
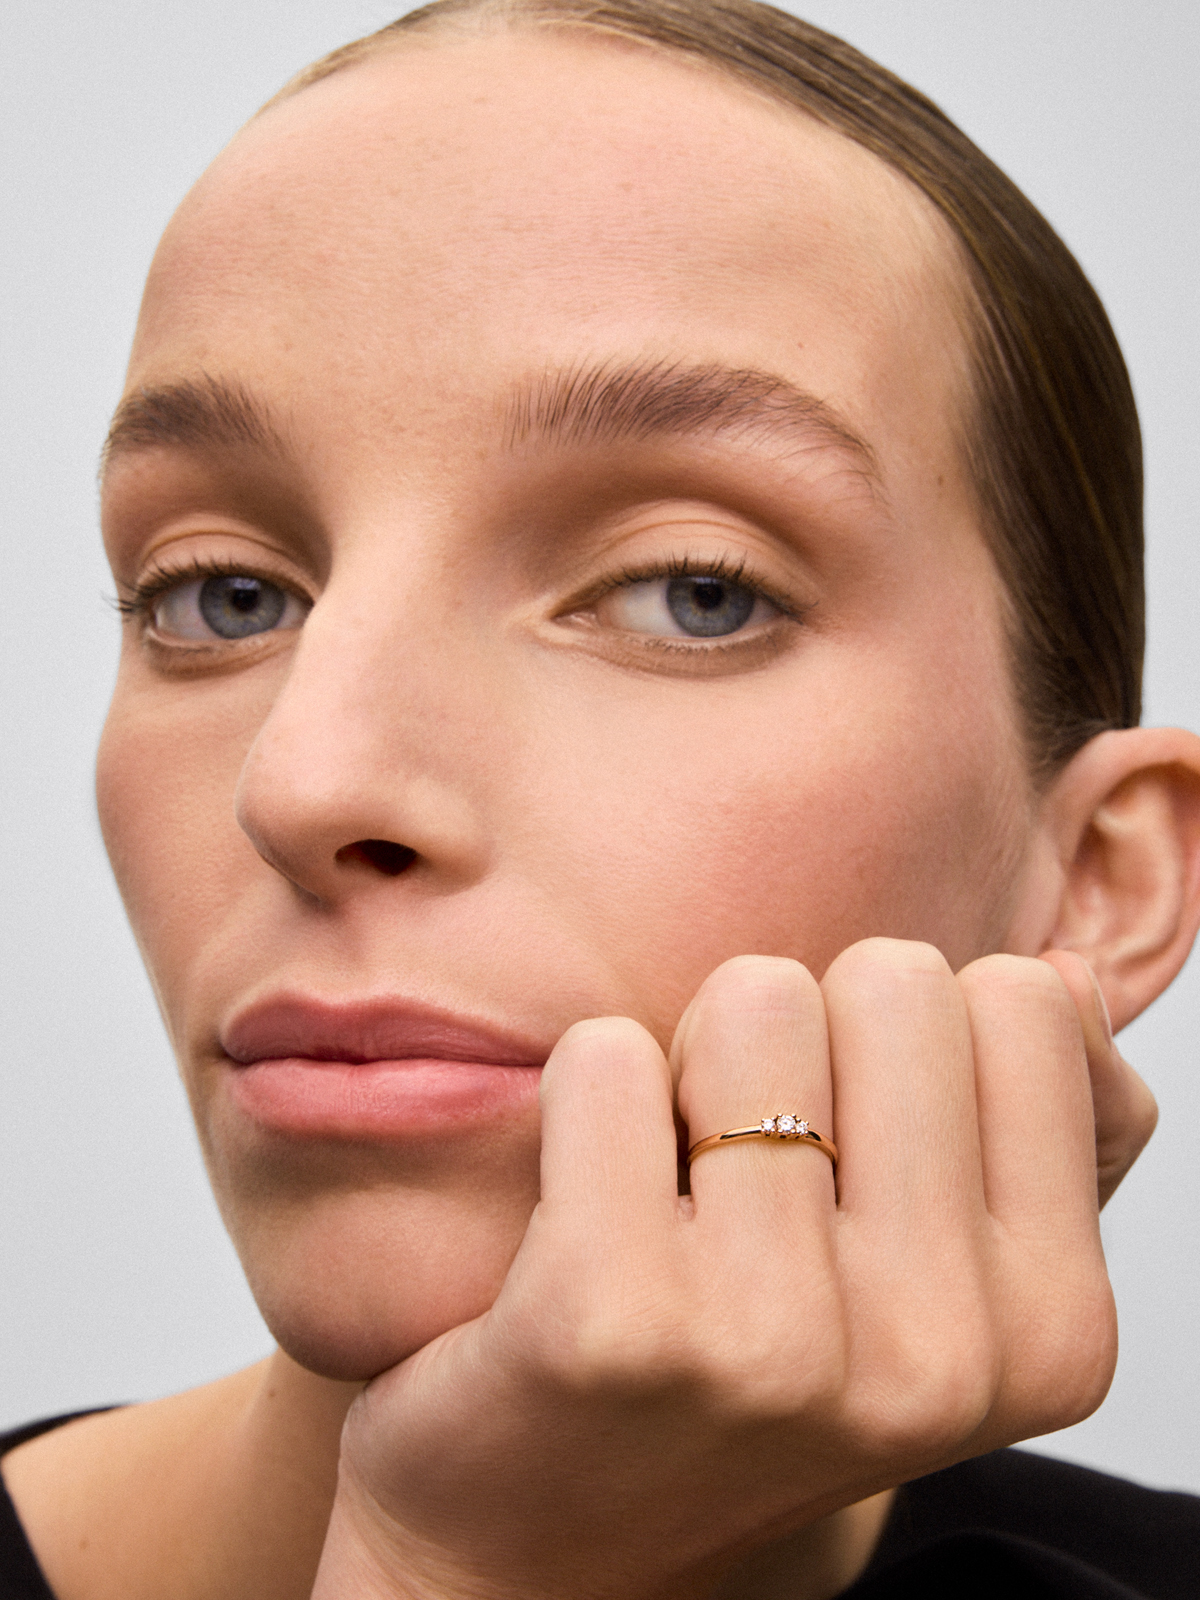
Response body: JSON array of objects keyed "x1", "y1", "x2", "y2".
[{"x1": 1005, "y1": 728, "x2": 1200, "y2": 1031}]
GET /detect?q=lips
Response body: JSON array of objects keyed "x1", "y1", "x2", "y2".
[{"x1": 220, "y1": 996, "x2": 548, "y2": 1140}]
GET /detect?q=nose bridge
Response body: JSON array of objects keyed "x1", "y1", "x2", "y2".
[{"x1": 234, "y1": 547, "x2": 498, "y2": 899}]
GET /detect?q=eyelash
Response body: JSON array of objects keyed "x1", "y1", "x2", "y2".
[
  {"x1": 581, "y1": 552, "x2": 804, "y2": 623},
  {"x1": 115, "y1": 551, "x2": 803, "y2": 637},
  {"x1": 115, "y1": 557, "x2": 304, "y2": 624}
]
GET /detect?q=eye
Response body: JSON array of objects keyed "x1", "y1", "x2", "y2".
[
  {"x1": 595, "y1": 572, "x2": 781, "y2": 639},
  {"x1": 149, "y1": 572, "x2": 309, "y2": 641}
]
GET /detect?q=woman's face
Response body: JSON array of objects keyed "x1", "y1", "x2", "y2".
[{"x1": 98, "y1": 29, "x2": 1036, "y2": 1378}]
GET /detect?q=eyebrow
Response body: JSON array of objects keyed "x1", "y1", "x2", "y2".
[
  {"x1": 101, "y1": 362, "x2": 880, "y2": 492},
  {"x1": 101, "y1": 375, "x2": 287, "y2": 477},
  {"x1": 504, "y1": 359, "x2": 880, "y2": 486}
]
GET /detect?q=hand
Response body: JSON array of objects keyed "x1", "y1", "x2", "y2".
[
  {"x1": 312, "y1": 941, "x2": 1143, "y2": 1600},
  {"x1": 1038, "y1": 948, "x2": 1157, "y2": 1208}
]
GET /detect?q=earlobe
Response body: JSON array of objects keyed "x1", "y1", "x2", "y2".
[{"x1": 1033, "y1": 729, "x2": 1200, "y2": 1031}]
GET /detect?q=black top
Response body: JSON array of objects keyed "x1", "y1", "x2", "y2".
[
  {"x1": 2, "y1": 1412, "x2": 1198, "y2": 1598},
  {"x1": 847, "y1": 1447, "x2": 1200, "y2": 1598}
]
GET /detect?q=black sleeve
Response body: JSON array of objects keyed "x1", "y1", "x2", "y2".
[
  {"x1": 849, "y1": 1448, "x2": 1200, "y2": 1600},
  {"x1": 0, "y1": 1477, "x2": 56, "y2": 1600}
]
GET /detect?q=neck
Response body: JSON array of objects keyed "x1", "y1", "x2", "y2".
[
  {"x1": 3, "y1": 1350, "x2": 358, "y2": 1600},
  {"x1": 5, "y1": 1352, "x2": 891, "y2": 1600}
]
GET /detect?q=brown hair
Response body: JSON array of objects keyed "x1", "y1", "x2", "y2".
[{"x1": 270, "y1": 0, "x2": 1144, "y2": 777}]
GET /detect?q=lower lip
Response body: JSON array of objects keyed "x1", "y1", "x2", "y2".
[{"x1": 225, "y1": 1056, "x2": 543, "y2": 1139}]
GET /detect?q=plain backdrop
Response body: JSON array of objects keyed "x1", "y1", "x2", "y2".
[{"x1": 2, "y1": 1, "x2": 1197, "y2": 1493}]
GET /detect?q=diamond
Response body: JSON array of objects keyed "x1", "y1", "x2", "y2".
[
  {"x1": 777, "y1": 1114, "x2": 797, "y2": 1134},
  {"x1": 797, "y1": 1120, "x2": 808, "y2": 1137},
  {"x1": 761, "y1": 1117, "x2": 777, "y2": 1134}
]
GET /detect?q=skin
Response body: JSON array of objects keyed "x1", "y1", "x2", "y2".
[{"x1": 6, "y1": 24, "x2": 1200, "y2": 1600}]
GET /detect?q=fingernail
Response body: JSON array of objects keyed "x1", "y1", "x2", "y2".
[{"x1": 1090, "y1": 968, "x2": 1114, "y2": 1046}]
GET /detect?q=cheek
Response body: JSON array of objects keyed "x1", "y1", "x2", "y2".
[
  {"x1": 527, "y1": 648, "x2": 1028, "y2": 1020},
  {"x1": 96, "y1": 667, "x2": 267, "y2": 1030}
]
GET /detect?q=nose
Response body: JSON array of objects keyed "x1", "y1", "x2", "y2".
[{"x1": 234, "y1": 567, "x2": 495, "y2": 906}]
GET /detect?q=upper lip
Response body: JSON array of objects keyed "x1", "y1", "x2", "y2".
[{"x1": 220, "y1": 995, "x2": 551, "y2": 1068}]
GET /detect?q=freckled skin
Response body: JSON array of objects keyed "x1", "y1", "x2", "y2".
[{"x1": 98, "y1": 31, "x2": 1033, "y2": 1380}]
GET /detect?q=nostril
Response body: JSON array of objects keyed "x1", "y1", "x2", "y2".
[{"x1": 336, "y1": 839, "x2": 416, "y2": 876}]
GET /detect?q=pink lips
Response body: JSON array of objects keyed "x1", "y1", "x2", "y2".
[{"x1": 221, "y1": 997, "x2": 548, "y2": 1140}]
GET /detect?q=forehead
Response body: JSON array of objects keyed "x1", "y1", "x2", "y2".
[{"x1": 125, "y1": 28, "x2": 970, "y2": 495}]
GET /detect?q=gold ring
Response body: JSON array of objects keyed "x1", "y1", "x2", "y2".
[{"x1": 687, "y1": 1115, "x2": 837, "y2": 1169}]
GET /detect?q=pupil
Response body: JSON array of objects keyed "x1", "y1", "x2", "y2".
[
  {"x1": 199, "y1": 575, "x2": 287, "y2": 639},
  {"x1": 665, "y1": 575, "x2": 756, "y2": 637}
]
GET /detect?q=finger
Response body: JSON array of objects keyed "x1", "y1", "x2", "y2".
[
  {"x1": 822, "y1": 938, "x2": 984, "y2": 1233},
  {"x1": 819, "y1": 939, "x2": 990, "y2": 1438},
  {"x1": 1038, "y1": 950, "x2": 1158, "y2": 1208},
  {"x1": 956, "y1": 954, "x2": 1097, "y2": 1245},
  {"x1": 956, "y1": 953, "x2": 1117, "y2": 1443},
  {"x1": 673, "y1": 956, "x2": 835, "y2": 1231},
  {"x1": 539, "y1": 1016, "x2": 679, "y2": 1230}
]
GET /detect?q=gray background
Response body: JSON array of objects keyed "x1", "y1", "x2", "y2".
[{"x1": 2, "y1": 1, "x2": 1197, "y2": 1491}]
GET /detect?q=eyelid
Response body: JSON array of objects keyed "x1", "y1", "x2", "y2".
[
  {"x1": 116, "y1": 555, "x2": 313, "y2": 622},
  {"x1": 559, "y1": 552, "x2": 806, "y2": 625}
]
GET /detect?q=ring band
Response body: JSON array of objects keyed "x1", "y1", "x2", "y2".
[{"x1": 687, "y1": 1115, "x2": 837, "y2": 1169}]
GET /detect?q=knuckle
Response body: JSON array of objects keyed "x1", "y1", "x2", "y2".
[
  {"x1": 535, "y1": 1292, "x2": 851, "y2": 1430},
  {"x1": 554, "y1": 1014, "x2": 656, "y2": 1062},
  {"x1": 535, "y1": 1303, "x2": 697, "y2": 1401},
  {"x1": 1017, "y1": 1280, "x2": 1118, "y2": 1433},
  {"x1": 708, "y1": 1323, "x2": 848, "y2": 1417},
  {"x1": 1129, "y1": 1073, "x2": 1160, "y2": 1140},
  {"x1": 697, "y1": 954, "x2": 820, "y2": 1014},
  {"x1": 957, "y1": 952, "x2": 1074, "y2": 1013},
  {"x1": 542, "y1": 1016, "x2": 662, "y2": 1102},
  {"x1": 677, "y1": 957, "x2": 822, "y2": 1063},
  {"x1": 824, "y1": 938, "x2": 952, "y2": 994},
  {"x1": 844, "y1": 1310, "x2": 1000, "y2": 1465}
]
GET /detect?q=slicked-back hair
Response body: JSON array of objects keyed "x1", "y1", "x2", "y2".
[{"x1": 268, "y1": 0, "x2": 1144, "y2": 778}]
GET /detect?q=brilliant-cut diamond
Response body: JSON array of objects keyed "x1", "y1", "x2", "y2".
[
  {"x1": 797, "y1": 1120, "x2": 809, "y2": 1137},
  {"x1": 761, "y1": 1117, "x2": 777, "y2": 1134},
  {"x1": 778, "y1": 1114, "x2": 797, "y2": 1134}
]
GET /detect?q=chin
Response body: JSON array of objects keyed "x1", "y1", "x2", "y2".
[
  {"x1": 217, "y1": 1162, "x2": 539, "y2": 1381},
  {"x1": 257, "y1": 1297, "x2": 471, "y2": 1383}
]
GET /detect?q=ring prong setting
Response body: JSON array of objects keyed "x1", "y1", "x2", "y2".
[
  {"x1": 760, "y1": 1115, "x2": 809, "y2": 1139},
  {"x1": 689, "y1": 1118, "x2": 835, "y2": 1168}
]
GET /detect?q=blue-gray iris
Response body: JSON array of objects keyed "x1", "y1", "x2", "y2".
[
  {"x1": 199, "y1": 575, "x2": 287, "y2": 639},
  {"x1": 666, "y1": 576, "x2": 755, "y2": 637}
]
